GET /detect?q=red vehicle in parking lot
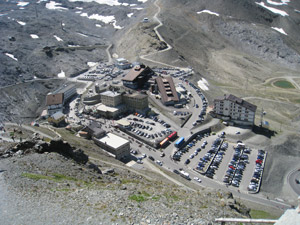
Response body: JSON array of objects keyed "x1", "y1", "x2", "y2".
[{"x1": 256, "y1": 159, "x2": 262, "y2": 164}]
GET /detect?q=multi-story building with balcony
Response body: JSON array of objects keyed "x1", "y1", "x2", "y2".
[{"x1": 213, "y1": 94, "x2": 257, "y2": 126}]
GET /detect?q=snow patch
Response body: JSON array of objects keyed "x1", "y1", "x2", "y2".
[
  {"x1": 5, "y1": 53, "x2": 18, "y2": 61},
  {"x1": 87, "y1": 62, "x2": 97, "y2": 67},
  {"x1": 81, "y1": 13, "x2": 122, "y2": 28},
  {"x1": 95, "y1": 24, "x2": 102, "y2": 27},
  {"x1": 197, "y1": 10, "x2": 219, "y2": 16},
  {"x1": 272, "y1": 27, "x2": 287, "y2": 35},
  {"x1": 132, "y1": 7, "x2": 143, "y2": 10},
  {"x1": 197, "y1": 78, "x2": 209, "y2": 91},
  {"x1": 130, "y1": 4, "x2": 137, "y2": 7},
  {"x1": 127, "y1": 13, "x2": 134, "y2": 18},
  {"x1": 68, "y1": 0, "x2": 121, "y2": 6},
  {"x1": 57, "y1": 70, "x2": 65, "y2": 78},
  {"x1": 16, "y1": 20, "x2": 26, "y2": 25},
  {"x1": 46, "y1": 1, "x2": 68, "y2": 11},
  {"x1": 122, "y1": 3, "x2": 129, "y2": 6},
  {"x1": 266, "y1": 0, "x2": 288, "y2": 6},
  {"x1": 17, "y1": 2, "x2": 29, "y2": 7},
  {"x1": 30, "y1": 34, "x2": 39, "y2": 39},
  {"x1": 295, "y1": 9, "x2": 300, "y2": 13},
  {"x1": 112, "y1": 21, "x2": 123, "y2": 29},
  {"x1": 255, "y1": 2, "x2": 289, "y2": 16},
  {"x1": 76, "y1": 7, "x2": 83, "y2": 10},
  {"x1": 137, "y1": 0, "x2": 148, "y2": 2},
  {"x1": 80, "y1": 13, "x2": 88, "y2": 17},
  {"x1": 75, "y1": 11, "x2": 82, "y2": 14},
  {"x1": 53, "y1": 35, "x2": 63, "y2": 41},
  {"x1": 88, "y1": 14, "x2": 115, "y2": 23},
  {"x1": 77, "y1": 33, "x2": 88, "y2": 37}
]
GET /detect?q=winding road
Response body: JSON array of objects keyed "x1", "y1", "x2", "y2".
[{"x1": 139, "y1": 0, "x2": 189, "y2": 71}]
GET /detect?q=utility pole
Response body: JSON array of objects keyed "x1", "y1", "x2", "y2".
[{"x1": 260, "y1": 108, "x2": 266, "y2": 127}]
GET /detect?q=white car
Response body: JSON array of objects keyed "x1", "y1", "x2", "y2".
[
  {"x1": 156, "y1": 160, "x2": 163, "y2": 166},
  {"x1": 193, "y1": 177, "x2": 202, "y2": 183}
]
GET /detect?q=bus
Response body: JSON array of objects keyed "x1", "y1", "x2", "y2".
[
  {"x1": 160, "y1": 138, "x2": 169, "y2": 148},
  {"x1": 168, "y1": 131, "x2": 178, "y2": 141},
  {"x1": 175, "y1": 137, "x2": 185, "y2": 148}
]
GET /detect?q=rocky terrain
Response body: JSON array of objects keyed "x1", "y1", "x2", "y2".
[
  {"x1": 0, "y1": 0, "x2": 147, "y2": 87},
  {"x1": 0, "y1": 137, "x2": 249, "y2": 224}
]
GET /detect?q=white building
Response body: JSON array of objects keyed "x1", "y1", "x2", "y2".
[
  {"x1": 213, "y1": 94, "x2": 257, "y2": 126},
  {"x1": 93, "y1": 132, "x2": 130, "y2": 160}
]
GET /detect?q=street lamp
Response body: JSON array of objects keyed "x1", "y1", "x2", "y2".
[{"x1": 260, "y1": 108, "x2": 266, "y2": 127}]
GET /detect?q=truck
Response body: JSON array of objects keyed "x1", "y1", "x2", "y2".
[{"x1": 179, "y1": 170, "x2": 191, "y2": 180}]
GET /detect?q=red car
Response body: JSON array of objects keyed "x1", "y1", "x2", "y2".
[
  {"x1": 256, "y1": 159, "x2": 262, "y2": 164},
  {"x1": 229, "y1": 165, "x2": 236, "y2": 170}
]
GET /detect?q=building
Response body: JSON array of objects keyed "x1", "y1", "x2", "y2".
[
  {"x1": 95, "y1": 90, "x2": 149, "y2": 118},
  {"x1": 54, "y1": 84, "x2": 77, "y2": 105},
  {"x1": 100, "y1": 91, "x2": 122, "y2": 107},
  {"x1": 96, "y1": 104, "x2": 125, "y2": 119},
  {"x1": 46, "y1": 93, "x2": 63, "y2": 115},
  {"x1": 115, "y1": 58, "x2": 132, "y2": 70},
  {"x1": 93, "y1": 132, "x2": 130, "y2": 160},
  {"x1": 213, "y1": 94, "x2": 257, "y2": 126},
  {"x1": 82, "y1": 121, "x2": 106, "y2": 139},
  {"x1": 122, "y1": 65, "x2": 154, "y2": 89},
  {"x1": 122, "y1": 92, "x2": 149, "y2": 114},
  {"x1": 46, "y1": 84, "x2": 77, "y2": 116},
  {"x1": 155, "y1": 76, "x2": 179, "y2": 105},
  {"x1": 47, "y1": 111, "x2": 65, "y2": 126}
]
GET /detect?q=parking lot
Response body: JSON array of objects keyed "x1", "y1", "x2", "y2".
[
  {"x1": 124, "y1": 113, "x2": 173, "y2": 145},
  {"x1": 172, "y1": 131, "x2": 266, "y2": 192}
]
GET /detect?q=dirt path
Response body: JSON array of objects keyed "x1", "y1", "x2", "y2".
[
  {"x1": 4, "y1": 123, "x2": 54, "y2": 140},
  {"x1": 139, "y1": 0, "x2": 189, "y2": 71}
]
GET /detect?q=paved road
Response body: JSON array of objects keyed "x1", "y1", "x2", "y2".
[{"x1": 287, "y1": 169, "x2": 300, "y2": 196}]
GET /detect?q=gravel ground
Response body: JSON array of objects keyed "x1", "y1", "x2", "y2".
[{"x1": 0, "y1": 144, "x2": 249, "y2": 224}]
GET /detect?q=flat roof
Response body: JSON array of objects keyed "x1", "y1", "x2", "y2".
[
  {"x1": 100, "y1": 91, "x2": 120, "y2": 97},
  {"x1": 116, "y1": 119, "x2": 130, "y2": 127},
  {"x1": 123, "y1": 92, "x2": 148, "y2": 99},
  {"x1": 98, "y1": 132, "x2": 129, "y2": 149},
  {"x1": 97, "y1": 104, "x2": 119, "y2": 113},
  {"x1": 53, "y1": 84, "x2": 76, "y2": 94}
]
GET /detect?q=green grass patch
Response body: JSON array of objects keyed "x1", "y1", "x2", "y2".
[
  {"x1": 163, "y1": 193, "x2": 180, "y2": 201},
  {"x1": 250, "y1": 209, "x2": 279, "y2": 219},
  {"x1": 128, "y1": 194, "x2": 147, "y2": 202},
  {"x1": 292, "y1": 99, "x2": 300, "y2": 104},
  {"x1": 152, "y1": 196, "x2": 160, "y2": 201},
  {"x1": 22, "y1": 173, "x2": 52, "y2": 181},
  {"x1": 141, "y1": 191, "x2": 151, "y2": 197},
  {"x1": 273, "y1": 80, "x2": 295, "y2": 89}
]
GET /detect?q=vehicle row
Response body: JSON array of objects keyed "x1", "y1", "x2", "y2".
[
  {"x1": 248, "y1": 150, "x2": 266, "y2": 192},
  {"x1": 173, "y1": 132, "x2": 210, "y2": 161},
  {"x1": 196, "y1": 138, "x2": 226, "y2": 178},
  {"x1": 223, "y1": 144, "x2": 250, "y2": 187}
]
